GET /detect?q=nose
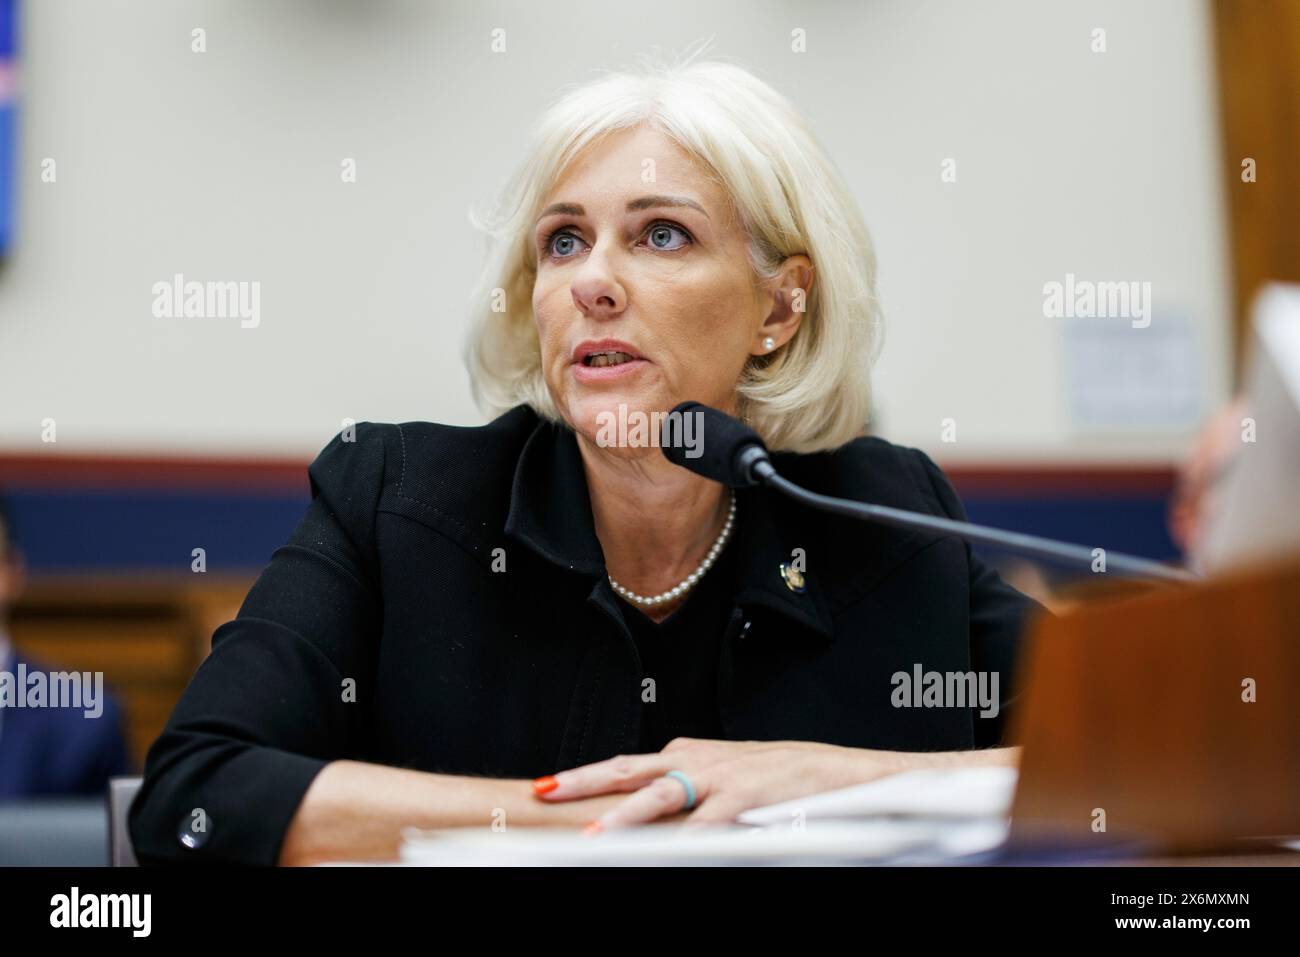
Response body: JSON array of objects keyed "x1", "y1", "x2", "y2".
[{"x1": 570, "y1": 252, "x2": 626, "y2": 320}]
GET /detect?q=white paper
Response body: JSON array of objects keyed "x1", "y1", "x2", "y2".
[{"x1": 736, "y1": 765, "x2": 1019, "y2": 826}]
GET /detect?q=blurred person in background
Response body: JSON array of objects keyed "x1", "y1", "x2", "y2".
[
  {"x1": 1168, "y1": 395, "x2": 1251, "y2": 561},
  {"x1": 0, "y1": 495, "x2": 133, "y2": 800}
]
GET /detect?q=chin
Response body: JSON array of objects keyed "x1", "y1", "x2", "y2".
[{"x1": 564, "y1": 392, "x2": 671, "y2": 453}]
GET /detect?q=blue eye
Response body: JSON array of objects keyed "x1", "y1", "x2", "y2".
[
  {"x1": 645, "y1": 222, "x2": 691, "y2": 250},
  {"x1": 544, "y1": 228, "x2": 585, "y2": 259}
]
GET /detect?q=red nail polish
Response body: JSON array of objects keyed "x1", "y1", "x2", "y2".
[{"x1": 532, "y1": 775, "x2": 559, "y2": 795}]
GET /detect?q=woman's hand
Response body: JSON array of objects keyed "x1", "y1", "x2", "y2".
[{"x1": 532, "y1": 737, "x2": 914, "y2": 831}]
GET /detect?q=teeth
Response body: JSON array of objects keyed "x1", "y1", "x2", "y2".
[{"x1": 586, "y1": 351, "x2": 634, "y2": 367}]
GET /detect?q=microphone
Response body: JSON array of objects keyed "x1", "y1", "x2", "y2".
[
  {"x1": 661, "y1": 400, "x2": 772, "y2": 486},
  {"x1": 660, "y1": 402, "x2": 1196, "y2": 585}
]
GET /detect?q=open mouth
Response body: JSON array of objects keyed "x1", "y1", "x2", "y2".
[{"x1": 582, "y1": 351, "x2": 637, "y2": 368}]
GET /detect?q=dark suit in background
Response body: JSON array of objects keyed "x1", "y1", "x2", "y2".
[{"x1": 0, "y1": 646, "x2": 133, "y2": 800}]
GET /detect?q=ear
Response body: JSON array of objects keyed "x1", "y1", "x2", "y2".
[{"x1": 752, "y1": 255, "x2": 814, "y2": 356}]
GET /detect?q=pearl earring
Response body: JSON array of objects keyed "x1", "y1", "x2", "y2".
[{"x1": 762, "y1": 336, "x2": 776, "y2": 352}]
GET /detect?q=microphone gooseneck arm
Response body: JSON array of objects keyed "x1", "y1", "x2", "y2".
[
  {"x1": 661, "y1": 401, "x2": 1197, "y2": 585},
  {"x1": 747, "y1": 457, "x2": 1197, "y2": 585}
]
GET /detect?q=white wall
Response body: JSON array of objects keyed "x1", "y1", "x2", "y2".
[{"x1": 0, "y1": 0, "x2": 1231, "y2": 463}]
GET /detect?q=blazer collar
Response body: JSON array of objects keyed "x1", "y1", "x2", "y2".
[{"x1": 504, "y1": 417, "x2": 835, "y2": 642}]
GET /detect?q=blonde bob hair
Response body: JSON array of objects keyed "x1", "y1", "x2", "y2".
[{"x1": 464, "y1": 50, "x2": 883, "y2": 453}]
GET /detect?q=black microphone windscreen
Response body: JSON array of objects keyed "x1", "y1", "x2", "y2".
[{"x1": 661, "y1": 402, "x2": 767, "y2": 486}]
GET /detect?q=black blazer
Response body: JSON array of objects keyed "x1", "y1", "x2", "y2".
[{"x1": 129, "y1": 405, "x2": 1044, "y2": 865}]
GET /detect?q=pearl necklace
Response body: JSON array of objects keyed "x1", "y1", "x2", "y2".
[{"x1": 608, "y1": 489, "x2": 737, "y2": 609}]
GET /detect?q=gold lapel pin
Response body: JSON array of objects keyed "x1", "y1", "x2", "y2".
[{"x1": 779, "y1": 563, "x2": 806, "y2": 593}]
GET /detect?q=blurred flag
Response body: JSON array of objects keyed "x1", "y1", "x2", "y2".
[{"x1": 0, "y1": 0, "x2": 15, "y2": 258}]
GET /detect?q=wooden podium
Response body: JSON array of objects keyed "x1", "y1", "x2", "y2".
[{"x1": 1007, "y1": 556, "x2": 1300, "y2": 853}]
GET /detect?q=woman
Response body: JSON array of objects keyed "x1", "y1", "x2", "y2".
[{"x1": 129, "y1": 56, "x2": 1042, "y2": 866}]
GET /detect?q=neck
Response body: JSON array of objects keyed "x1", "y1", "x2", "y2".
[{"x1": 576, "y1": 433, "x2": 730, "y2": 614}]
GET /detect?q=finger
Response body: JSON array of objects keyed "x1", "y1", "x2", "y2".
[
  {"x1": 591, "y1": 774, "x2": 699, "y2": 830},
  {"x1": 533, "y1": 752, "x2": 675, "y2": 801},
  {"x1": 664, "y1": 737, "x2": 782, "y2": 755},
  {"x1": 682, "y1": 794, "x2": 749, "y2": 827}
]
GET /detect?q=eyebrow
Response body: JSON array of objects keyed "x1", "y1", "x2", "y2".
[{"x1": 534, "y1": 194, "x2": 710, "y2": 228}]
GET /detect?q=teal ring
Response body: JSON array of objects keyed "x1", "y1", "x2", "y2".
[{"x1": 664, "y1": 770, "x2": 697, "y2": 810}]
